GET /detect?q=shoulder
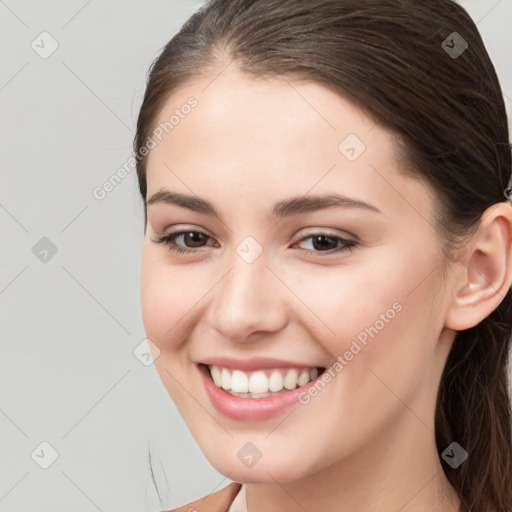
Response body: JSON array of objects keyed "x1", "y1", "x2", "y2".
[{"x1": 161, "y1": 482, "x2": 243, "y2": 512}]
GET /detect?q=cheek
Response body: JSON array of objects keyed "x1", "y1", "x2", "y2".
[
  {"x1": 291, "y1": 262, "x2": 405, "y2": 340},
  {"x1": 140, "y1": 250, "x2": 192, "y2": 348},
  {"x1": 285, "y1": 269, "x2": 442, "y2": 458},
  {"x1": 292, "y1": 251, "x2": 443, "y2": 383},
  {"x1": 140, "y1": 252, "x2": 197, "y2": 408}
]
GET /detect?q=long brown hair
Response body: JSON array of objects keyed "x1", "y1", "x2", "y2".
[{"x1": 134, "y1": 1, "x2": 512, "y2": 509}]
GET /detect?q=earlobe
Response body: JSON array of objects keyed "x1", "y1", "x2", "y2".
[{"x1": 445, "y1": 203, "x2": 512, "y2": 331}]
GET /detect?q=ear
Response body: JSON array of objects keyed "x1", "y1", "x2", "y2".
[{"x1": 445, "y1": 202, "x2": 512, "y2": 331}]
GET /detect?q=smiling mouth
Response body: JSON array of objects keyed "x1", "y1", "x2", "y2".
[{"x1": 200, "y1": 363, "x2": 326, "y2": 399}]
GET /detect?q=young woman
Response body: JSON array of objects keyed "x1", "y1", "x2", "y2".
[{"x1": 134, "y1": 0, "x2": 512, "y2": 510}]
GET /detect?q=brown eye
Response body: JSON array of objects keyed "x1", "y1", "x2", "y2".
[
  {"x1": 152, "y1": 230, "x2": 215, "y2": 253},
  {"x1": 295, "y1": 233, "x2": 357, "y2": 255}
]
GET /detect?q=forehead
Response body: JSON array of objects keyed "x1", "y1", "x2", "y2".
[
  {"x1": 145, "y1": 65, "x2": 435, "y2": 224},
  {"x1": 151, "y1": 67, "x2": 380, "y2": 149}
]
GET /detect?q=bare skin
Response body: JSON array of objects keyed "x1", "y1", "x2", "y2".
[{"x1": 139, "y1": 63, "x2": 512, "y2": 512}]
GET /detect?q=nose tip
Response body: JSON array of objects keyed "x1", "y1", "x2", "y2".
[{"x1": 208, "y1": 261, "x2": 288, "y2": 342}]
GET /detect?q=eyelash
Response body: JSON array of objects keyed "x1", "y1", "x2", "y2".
[{"x1": 152, "y1": 230, "x2": 357, "y2": 256}]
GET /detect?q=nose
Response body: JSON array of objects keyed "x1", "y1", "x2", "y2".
[{"x1": 208, "y1": 252, "x2": 288, "y2": 342}]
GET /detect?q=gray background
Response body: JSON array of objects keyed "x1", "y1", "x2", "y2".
[{"x1": 0, "y1": 1, "x2": 510, "y2": 511}]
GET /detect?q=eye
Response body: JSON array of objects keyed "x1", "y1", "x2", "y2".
[
  {"x1": 293, "y1": 232, "x2": 357, "y2": 256},
  {"x1": 152, "y1": 230, "x2": 357, "y2": 256},
  {"x1": 152, "y1": 230, "x2": 215, "y2": 254}
]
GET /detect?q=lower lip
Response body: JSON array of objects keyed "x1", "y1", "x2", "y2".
[{"x1": 198, "y1": 363, "x2": 324, "y2": 422}]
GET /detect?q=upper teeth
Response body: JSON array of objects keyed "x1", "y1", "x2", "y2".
[{"x1": 209, "y1": 365, "x2": 319, "y2": 394}]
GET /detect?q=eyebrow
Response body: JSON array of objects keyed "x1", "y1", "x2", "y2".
[{"x1": 146, "y1": 189, "x2": 382, "y2": 218}]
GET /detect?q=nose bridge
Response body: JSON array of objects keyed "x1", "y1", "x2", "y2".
[{"x1": 210, "y1": 246, "x2": 286, "y2": 340}]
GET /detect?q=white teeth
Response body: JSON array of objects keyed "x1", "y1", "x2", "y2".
[
  {"x1": 248, "y1": 371, "x2": 268, "y2": 393},
  {"x1": 211, "y1": 366, "x2": 222, "y2": 387},
  {"x1": 208, "y1": 364, "x2": 321, "y2": 397},
  {"x1": 283, "y1": 368, "x2": 298, "y2": 390},
  {"x1": 231, "y1": 370, "x2": 249, "y2": 393},
  {"x1": 297, "y1": 369, "x2": 310, "y2": 387},
  {"x1": 268, "y1": 370, "x2": 283, "y2": 392},
  {"x1": 221, "y1": 368, "x2": 231, "y2": 390}
]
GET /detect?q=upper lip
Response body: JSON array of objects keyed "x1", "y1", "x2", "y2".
[{"x1": 198, "y1": 356, "x2": 324, "y2": 372}]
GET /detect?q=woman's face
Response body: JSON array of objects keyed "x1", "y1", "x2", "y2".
[{"x1": 140, "y1": 66, "x2": 457, "y2": 482}]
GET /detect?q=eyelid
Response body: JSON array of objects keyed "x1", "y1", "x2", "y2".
[
  {"x1": 155, "y1": 226, "x2": 356, "y2": 244},
  {"x1": 155, "y1": 225, "x2": 214, "y2": 241},
  {"x1": 294, "y1": 226, "x2": 357, "y2": 241}
]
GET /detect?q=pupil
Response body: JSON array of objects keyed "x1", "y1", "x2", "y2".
[
  {"x1": 186, "y1": 232, "x2": 205, "y2": 247},
  {"x1": 312, "y1": 235, "x2": 336, "y2": 251}
]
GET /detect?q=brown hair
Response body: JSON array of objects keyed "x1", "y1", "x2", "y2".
[{"x1": 134, "y1": 1, "x2": 512, "y2": 509}]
